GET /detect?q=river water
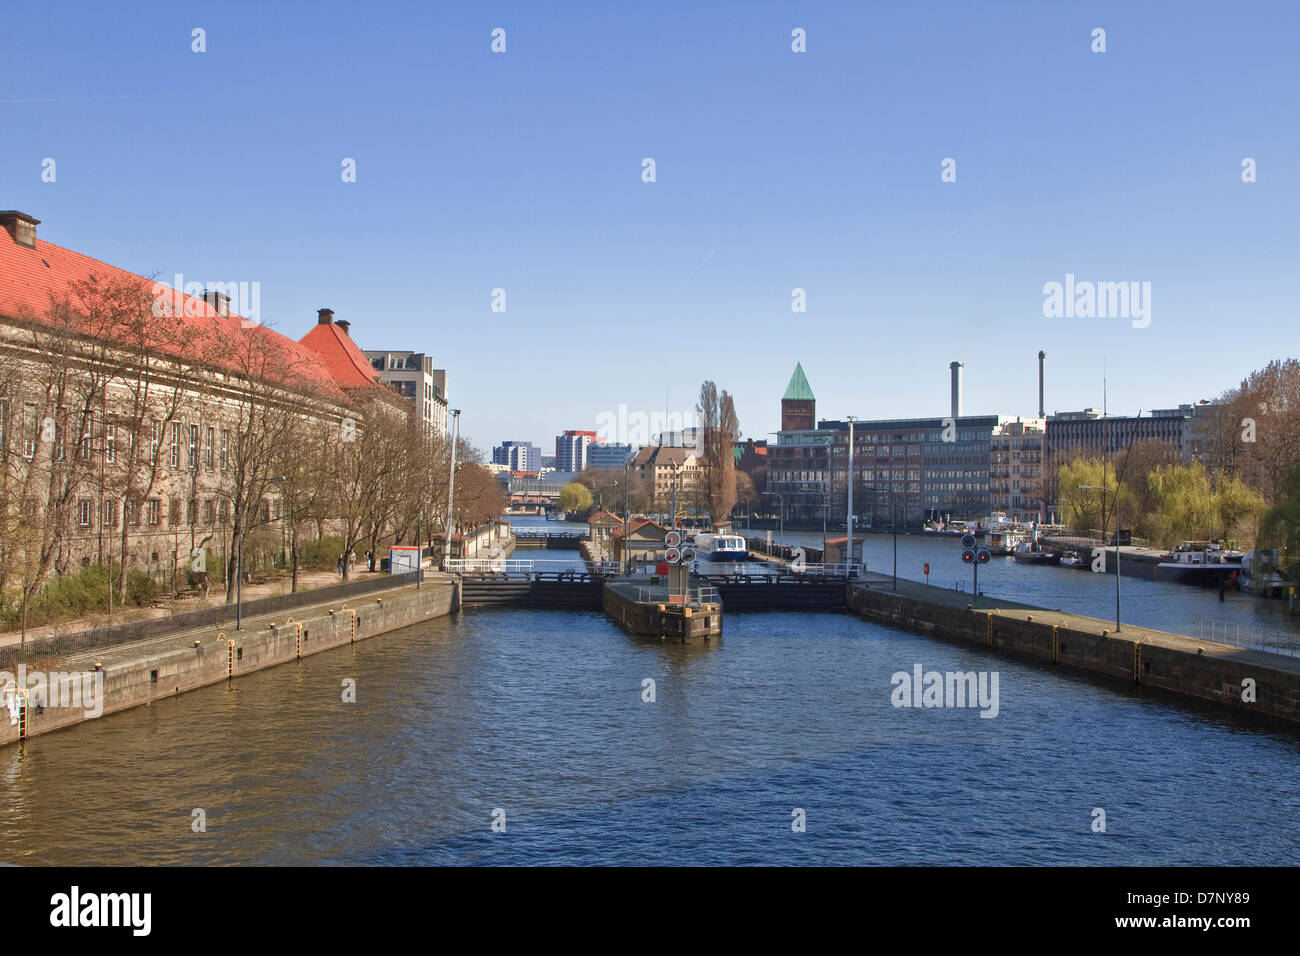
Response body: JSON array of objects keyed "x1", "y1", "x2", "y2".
[
  {"x1": 746, "y1": 527, "x2": 1300, "y2": 641},
  {"x1": 2, "y1": 599, "x2": 1298, "y2": 865}
]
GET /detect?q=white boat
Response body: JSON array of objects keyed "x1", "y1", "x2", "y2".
[
  {"x1": 1059, "y1": 550, "x2": 1089, "y2": 569},
  {"x1": 693, "y1": 533, "x2": 748, "y2": 561},
  {"x1": 1238, "y1": 549, "x2": 1289, "y2": 597},
  {"x1": 987, "y1": 529, "x2": 1026, "y2": 556},
  {"x1": 1156, "y1": 541, "x2": 1243, "y2": 584}
]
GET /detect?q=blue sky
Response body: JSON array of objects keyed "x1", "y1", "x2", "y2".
[{"x1": 3, "y1": 1, "x2": 1297, "y2": 452}]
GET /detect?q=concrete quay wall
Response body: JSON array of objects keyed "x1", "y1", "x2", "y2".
[
  {"x1": 846, "y1": 580, "x2": 1300, "y2": 725},
  {"x1": 1, "y1": 579, "x2": 458, "y2": 746}
]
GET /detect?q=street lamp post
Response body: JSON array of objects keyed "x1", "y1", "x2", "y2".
[
  {"x1": 443, "y1": 409, "x2": 461, "y2": 570},
  {"x1": 1080, "y1": 484, "x2": 1121, "y2": 633}
]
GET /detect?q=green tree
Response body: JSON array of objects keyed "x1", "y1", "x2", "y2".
[
  {"x1": 1260, "y1": 462, "x2": 1300, "y2": 578},
  {"x1": 558, "y1": 481, "x2": 593, "y2": 515}
]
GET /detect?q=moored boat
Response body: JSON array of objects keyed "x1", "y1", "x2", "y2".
[
  {"x1": 1013, "y1": 541, "x2": 1060, "y2": 565},
  {"x1": 693, "y1": 533, "x2": 749, "y2": 561},
  {"x1": 1156, "y1": 541, "x2": 1243, "y2": 585},
  {"x1": 1238, "y1": 548, "x2": 1290, "y2": 597}
]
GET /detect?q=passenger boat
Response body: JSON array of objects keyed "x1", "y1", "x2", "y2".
[
  {"x1": 692, "y1": 533, "x2": 749, "y2": 561},
  {"x1": 1059, "y1": 550, "x2": 1089, "y2": 569},
  {"x1": 1156, "y1": 541, "x2": 1243, "y2": 584}
]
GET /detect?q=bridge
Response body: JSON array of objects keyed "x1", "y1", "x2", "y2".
[
  {"x1": 452, "y1": 559, "x2": 860, "y2": 613},
  {"x1": 511, "y1": 530, "x2": 585, "y2": 549}
]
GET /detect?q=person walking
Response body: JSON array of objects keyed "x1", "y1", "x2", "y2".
[{"x1": 337, "y1": 553, "x2": 345, "y2": 578}]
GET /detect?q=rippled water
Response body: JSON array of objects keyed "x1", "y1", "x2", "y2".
[{"x1": 2, "y1": 606, "x2": 1297, "y2": 866}]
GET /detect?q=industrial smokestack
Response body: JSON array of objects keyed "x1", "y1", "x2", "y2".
[
  {"x1": 1038, "y1": 351, "x2": 1046, "y2": 418},
  {"x1": 949, "y1": 361, "x2": 964, "y2": 419}
]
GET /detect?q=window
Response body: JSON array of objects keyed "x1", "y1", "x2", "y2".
[
  {"x1": 22, "y1": 404, "x2": 36, "y2": 459},
  {"x1": 205, "y1": 427, "x2": 214, "y2": 469},
  {"x1": 169, "y1": 422, "x2": 180, "y2": 468},
  {"x1": 78, "y1": 498, "x2": 93, "y2": 527},
  {"x1": 187, "y1": 499, "x2": 197, "y2": 526},
  {"x1": 103, "y1": 498, "x2": 118, "y2": 528},
  {"x1": 260, "y1": 499, "x2": 270, "y2": 522},
  {"x1": 220, "y1": 429, "x2": 229, "y2": 471},
  {"x1": 204, "y1": 499, "x2": 215, "y2": 524},
  {"x1": 188, "y1": 423, "x2": 198, "y2": 469},
  {"x1": 78, "y1": 416, "x2": 93, "y2": 460},
  {"x1": 126, "y1": 500, "x2": 140, "y2": 526},
  {"x1": 169, "y1": 499, "x2": 181, "y2": 525},
  {"x1": 148, "y1": 499, "x2": 161, "y2": 525},
  {"x1": 219, "y1": 499, "x2": 230, "y2": 523},
  {"x1": 54, "y1": 413, "x2": 66, "y2": 460},
  {"x1": 150, "y1": 422, "x2": 160, "y2": 464},
  {"x1": 105, "y1": 423, "x2": 116, "y2": 463}
]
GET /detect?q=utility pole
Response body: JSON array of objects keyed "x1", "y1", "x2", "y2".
[{"x1": 443, "y1": 409, "x2": 461, "y2": 569}]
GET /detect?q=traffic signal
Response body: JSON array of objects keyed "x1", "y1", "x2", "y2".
[
  {"x1": 962, "y1": 549, "x2": 975, "y2": 564},
  {"x1": 977, "y1": 549, "x2": 990, "y2": 564}
]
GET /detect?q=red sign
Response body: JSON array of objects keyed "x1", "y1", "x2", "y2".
[{"x1": 656, "y1": 562, "x2": 670, "y2": 576}]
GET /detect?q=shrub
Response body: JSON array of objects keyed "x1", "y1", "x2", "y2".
[{"x1": 125, "y1": 569, "x2": 157, "y2": 607}]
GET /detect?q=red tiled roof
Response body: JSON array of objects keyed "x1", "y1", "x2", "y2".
[
  {"x1": 587, "y1": 509, "x2": 625, "y2": 525},
  {"x1": 298, "y1": 321, "x2": 383, "y2": 391},
  {"x1": 611, "y1": 517, "x2": 669, "y2": 539},
  {"x1": 0, "y1": 219, "x2": 373, "y2": 405}
]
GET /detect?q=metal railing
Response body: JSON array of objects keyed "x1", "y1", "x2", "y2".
[
  {"x1": 1196, "y1": 618, "x2": 1300, "y2": 658},
  {"x1": 635, "y1": 585, "x2": 720, "y2": 607},
  {"x1": 787, "y1": 562, "x2": 865, "y2": 578}
]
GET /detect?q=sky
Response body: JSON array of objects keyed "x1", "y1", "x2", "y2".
[{"x1": 3, "y1": 0, "x2": 1297, "y2": 454}]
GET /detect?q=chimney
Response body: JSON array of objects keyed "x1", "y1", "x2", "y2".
[
  {"x1": 317, "y1": 308, "x2": 334, "y2": 325},
  {"x1": 202, "y1": 290, "x2": 230, "y2": 317},
  {"x1": 334, "y1": 319, "x2": 351, "y2": 337},
  {"x1": 1037, "y1": 351, "x2": 1046, "y2": 419},
  {"x1": 0, "y1": 211, "x2": 40, "y2": 248},
  {"x1": 949, "y1": 361, "x2": 964, "y2": 419}
]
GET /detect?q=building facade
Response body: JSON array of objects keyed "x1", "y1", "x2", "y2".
[
  {"x1": 363, "y1": 348, "x2": 449, "y2": 438},
  {"x1": 0, "y1": 210, "x2": 404, "y2": 584},
  {"x1": 556, "y1": 429, "x2": 597, "y2": 472},
  {"x1": 492, "y1": 440, "x2": 542, "y2": 472},
  {"x1": 629, "y1": 444, "x2": 701, "y2": 512},
  {"x1": 767, "y1": 364, "x2": 997, "y2": 528},
  {"x1": 586, "y1": 442, "x2": 632, "y2": 470},
  {"x1": 990, "y1": 417, "x2": 1046, "y2": 523}
]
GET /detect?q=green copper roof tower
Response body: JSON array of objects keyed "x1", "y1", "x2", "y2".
[
  {"x1": 782, "y1": 362, "x2": 815, "y2": 402},
  {"x1": 781, "y1": 363, "x2": 816, "y2": 431}
]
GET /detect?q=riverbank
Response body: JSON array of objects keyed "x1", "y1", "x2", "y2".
[
  {"x1": 847, "y1": 572, "x2": 1300, "y2": 725},
  {"x1": 1, "y1": 575, "x2": 458, "y2": 746}
]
